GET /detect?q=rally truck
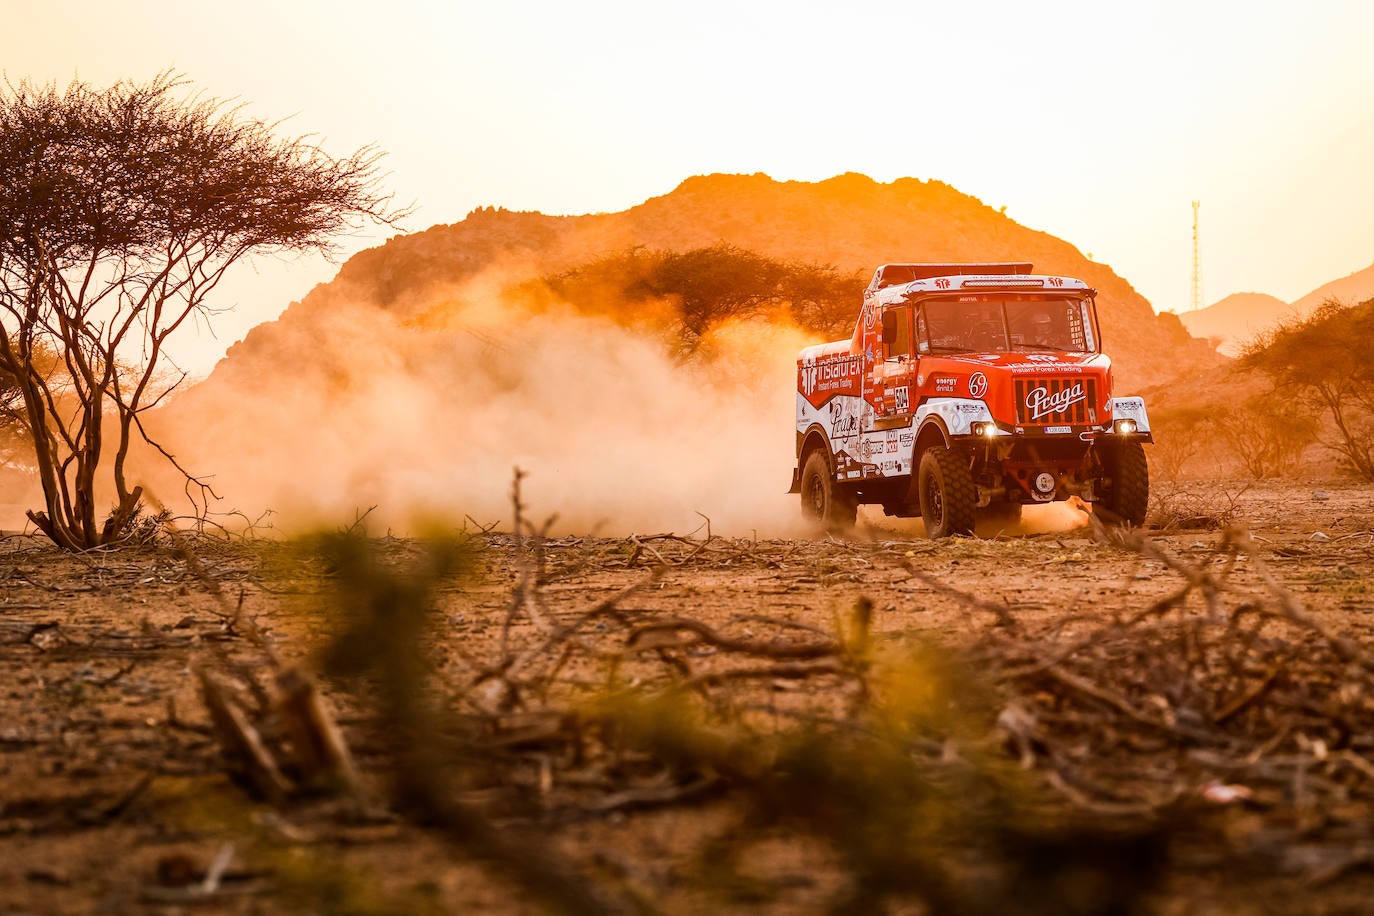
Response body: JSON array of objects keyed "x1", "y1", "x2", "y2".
[{"x1": 790, "y1": 263, "x2": 1152, "y2": 536}]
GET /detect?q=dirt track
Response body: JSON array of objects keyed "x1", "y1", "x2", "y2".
[{"x1": 2, "y1": 478, "x2": 1374, "y2": 913}]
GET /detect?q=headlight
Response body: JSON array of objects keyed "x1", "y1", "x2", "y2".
[
  {"x1": 971, "y1": 421, "x2": 998, "y2": 438},
  {"x1": 1113, "y1": 418, "x2": 1138, "y2": 435}
]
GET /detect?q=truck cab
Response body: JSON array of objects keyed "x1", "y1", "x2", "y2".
[{"x1": 792, "y1": 263, "x2": 1152, "y2": 536}]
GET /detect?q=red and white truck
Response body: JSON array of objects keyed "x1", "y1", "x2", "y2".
[{"x1": 790, "y1": 263, "x2": 1151, "y2": 536}]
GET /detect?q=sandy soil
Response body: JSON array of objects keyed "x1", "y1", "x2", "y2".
[{"x1": 2, "y1": 477, "x2": 1373, "y2": 914}]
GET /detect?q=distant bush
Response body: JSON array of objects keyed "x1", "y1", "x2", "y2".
[
  {"x1": 1215, "y1": 395, "x2": 1317, "y2": 479},
  {"x1": 1147, "y1": 405, "x2": 1214, "y2": 480}
]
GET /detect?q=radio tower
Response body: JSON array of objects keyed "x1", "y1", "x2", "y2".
[{"x1": 1190, "y1": 200, "x2": 1203, "y2": 311}]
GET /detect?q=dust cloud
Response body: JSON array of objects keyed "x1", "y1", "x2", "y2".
[
  {"x1": 135, "y1": 269, "x2": 1093, "y2": 541},
  {"x1": 154, "y1": 273, "x2": 819, "y2": 537}
]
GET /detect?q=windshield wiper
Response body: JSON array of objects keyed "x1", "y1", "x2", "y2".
[{"x1": 925, "y1": 344, "x2": 977, "y2": 354}]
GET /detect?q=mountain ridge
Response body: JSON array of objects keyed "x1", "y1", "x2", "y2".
[{"x1": 1177, "y1": 260, "x2": 1374, "y2": 356}]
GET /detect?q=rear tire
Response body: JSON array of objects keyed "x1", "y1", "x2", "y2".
[
  {"x1": 918, "y1": 447, "x2": 976, "y2": 538},
  {"x1": 1099, "y1": 440, "x2": 1149, "y2": 526},
  {"x1": 800, "y1": 450, "x2": 858, "y2": 532}
]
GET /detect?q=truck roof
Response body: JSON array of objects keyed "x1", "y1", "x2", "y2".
[
  {"x1": 868, "y1": 263, "x2": 1034, "y2": 292},
  {"x1": 871, "y1": 272, "x2": 1094, "y2": 308}
]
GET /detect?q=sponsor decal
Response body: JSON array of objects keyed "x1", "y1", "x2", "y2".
[
  {"x1": 1011, "y1": 364, "x2": 1083, "y2": 374},
  {"x1": 954, "y1": 403, "x2": 985, "y2": 414},
  {"x1": 886, "y1": 440, "x2": 899, "y2": 453},
  {"x1": 1025, "y1": 381, "x2": 1086, "y2": 420},
  {"x1": 882, "y1": 460, "x2": 898, "y2": 472},
  {"x1": 968, "y1": 372, "x2": 988, "y2": 398},
  {"x1": 1048, "y1": 277, "x2": 1064, "y2": 287},
  {"x1": 934, "y1": 278, "x2": 951, "y2": 289},
  {"x1": 934, "y1": 376, "x2": 957, "y2": 394},
  {"x1": 828, "y1": 399, "x2": 861, "y2": 437},
  {"x1": 800, "y1": 356, "x2": 863, "y2": 398},
  {"x1": 899, "y1": 431, "x2": 914, "y2": 448},
  {"x1": 1025, "y1": 354, "x2": 1060, "y2": 363},
  {"x1": 1045, "y1": 425, "x2": 1072, "y2": 434}
]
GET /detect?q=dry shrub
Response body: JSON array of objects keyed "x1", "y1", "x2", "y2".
[
  {"x1": 1147, "y1": 481, "x2": 1250, "y2": 530},
  {"x1": 1214, "y1": 395, "x2": 1316, "y2": 479}
]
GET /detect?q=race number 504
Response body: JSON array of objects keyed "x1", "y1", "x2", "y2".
[{"x1": 894, "y1": 386, "x2": 910, "y2": 412}]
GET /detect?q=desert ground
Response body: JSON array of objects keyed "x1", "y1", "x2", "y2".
[{"x1": 3, "y1": 477, "x2": 1374, "y2": 914}]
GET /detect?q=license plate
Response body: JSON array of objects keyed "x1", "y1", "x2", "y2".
[{"x1": 1045, "y1": 425, "x2": 1072, "y2": 434}]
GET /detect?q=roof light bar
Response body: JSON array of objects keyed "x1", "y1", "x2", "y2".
[{"x1": 961, "y1": 278, "x2": 1046, "y2": 288}]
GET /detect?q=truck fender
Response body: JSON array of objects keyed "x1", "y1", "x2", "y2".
[
  {"x1": 1107, "y1": 397, "x2": 1151, "y2": 434},
  {"x1": 913, "y1": 398, "x2": 996, "y2": 438},
  {"x1": 789, "y1": 424, "x2": 832, "y2": 493}
]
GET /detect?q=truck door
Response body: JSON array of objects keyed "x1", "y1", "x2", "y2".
[{"x1": 879, "y1": 307, "x2": 916, "y2": 418}]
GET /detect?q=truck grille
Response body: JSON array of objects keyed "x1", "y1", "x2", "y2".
[{"x1": 1014, "y1": 377, "x2": 1097, "y2": 426}]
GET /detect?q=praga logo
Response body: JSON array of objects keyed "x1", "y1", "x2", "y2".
[
  {"x1": 1025, "y1": 382, "x2": 1086, "y2": 420},
  {"x1": 968, "y1": 372, "x2": 988, "y2": 399}
]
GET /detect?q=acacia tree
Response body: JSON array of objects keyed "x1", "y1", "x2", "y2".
[
  {"x1": 542, "y1": 244, "x2": 863, "y2": 349},
  {"x1": 1241, "y1": 298, "x2": 1374, "y2": 480},
  {"x1": 0, "y1": 74, "x2": 403, "y2": 549}
]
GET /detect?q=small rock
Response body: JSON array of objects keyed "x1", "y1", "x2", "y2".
[
  {"x1": 1313, "y1": 491, "x2": 1331, "y2": 501},
  {"x1": 1200, "y1": 781, "x2": 1253, "y2": 805},
  {"x1": 1312, "y1": 531, "x2": 1332, "y2": 542}
]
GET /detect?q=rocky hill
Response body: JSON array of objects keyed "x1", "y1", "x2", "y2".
[{"x1": 208, "y1": 172, "x2": 1214, "y2": 392}]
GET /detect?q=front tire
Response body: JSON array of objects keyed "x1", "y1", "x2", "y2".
[
  {"x1": 1098, "y1": 440, "x2": 1149, "y2": 526},
  {"x1": 918, "y1": 447, "x2": 976, "y2": 538},
  {"x1": 800, "y1": 450, "x2": 857, "y2": 532}
]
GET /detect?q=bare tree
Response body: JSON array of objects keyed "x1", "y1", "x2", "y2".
[{"x1": 0, "y1": 74, "x2": 404, "y2": 549}]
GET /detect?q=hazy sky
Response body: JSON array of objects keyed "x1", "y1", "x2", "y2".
[{"x1": 6, "y1": 0, "x2": 1374, "y2": 375}]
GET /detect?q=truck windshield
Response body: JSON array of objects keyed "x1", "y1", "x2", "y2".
[{"x1": 920, "y1": 296, "x2": 1098, "y2": 353}]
